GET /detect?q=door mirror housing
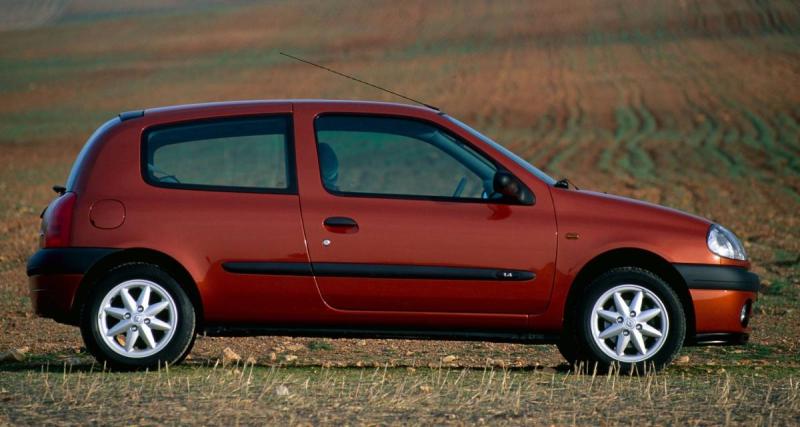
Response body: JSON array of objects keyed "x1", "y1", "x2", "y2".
[{"x1": 493, "y1": 171, "x2": 535, "y2": 205}]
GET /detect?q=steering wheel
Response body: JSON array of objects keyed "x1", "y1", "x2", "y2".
[{"x1": 452, "y1": 177, "x2": 468, "y2": 198}]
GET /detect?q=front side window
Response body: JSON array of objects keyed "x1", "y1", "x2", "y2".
[
  {"x1": 314, "y1": 115, "x2": 497, "y2": 201},
  {"x1": 144, "y1": 116, "x2": 293, "y2": 192}
]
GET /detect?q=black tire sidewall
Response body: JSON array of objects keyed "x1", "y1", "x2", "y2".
[
  {"x1": 577, "y1": 268, "x2": 685, "y2": 372},
  {"x1": 80, "y1": 263, "x2": 196, "y2": 370}
]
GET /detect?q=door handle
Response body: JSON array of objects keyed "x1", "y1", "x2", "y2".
[{"x1": 324, "y1": 216, "x2": 358, "y2": 228}]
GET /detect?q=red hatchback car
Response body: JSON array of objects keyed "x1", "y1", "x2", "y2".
[{"x1": 27, "y1": 100, "x2": 758, "y2": 370}]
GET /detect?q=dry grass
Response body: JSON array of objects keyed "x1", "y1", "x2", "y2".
[{"x1": 1, "y1": 362, "x2": 799, "y2": 425}]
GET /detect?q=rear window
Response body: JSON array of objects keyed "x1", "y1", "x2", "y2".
[{"x1": 143, "y1": 116, "x2": 294, "y2": 193}]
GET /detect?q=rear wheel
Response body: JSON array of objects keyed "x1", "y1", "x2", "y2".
[
  {"x1": 80, "y1": 263, "x2": 196, "y2": 370},
  {"x1": 561, "y1": 267, "x2": 685, "y2": 372}
]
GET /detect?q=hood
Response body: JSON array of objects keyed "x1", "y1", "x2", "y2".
[{"x1": 551, "y1": 188, "x2": 712, "y2": 235}]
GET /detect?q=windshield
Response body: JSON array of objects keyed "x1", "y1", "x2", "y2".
[{"x1": 444, "y1": 115, "x2": 557, "y2": 185}]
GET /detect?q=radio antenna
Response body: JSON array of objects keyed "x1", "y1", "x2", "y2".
[{"x1": 280, "y1": 52, "x2": 439, "y2": 111}]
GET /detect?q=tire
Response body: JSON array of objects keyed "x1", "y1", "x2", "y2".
[
  {"x1": 80, "y1": 263, "x2": 196, "y2": 370},
  {"x1": 564, "y1": 267, "x2": 685, "y2": 373}
]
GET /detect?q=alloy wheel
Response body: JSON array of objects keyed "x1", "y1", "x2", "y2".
[
  {"x1": 589, "y1": 284, "x2": 669, "y2": 363},
  {"x1": 96, "y1": 279, "x2": 178, "y2": 358}
]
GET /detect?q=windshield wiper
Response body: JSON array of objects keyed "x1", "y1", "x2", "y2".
[{"x1": 554, "y1": 178, "x2": 580, "y2": 190}]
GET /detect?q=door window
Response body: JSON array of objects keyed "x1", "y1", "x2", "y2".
[
  {"x1": 314, "y1": 115, "x2": 497, "y2": 201},
  {"x1": 143, "y1": 116, "x2": 294, "y2": 193}
]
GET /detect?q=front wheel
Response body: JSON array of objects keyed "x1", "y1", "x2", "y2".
[
  {"x1": 565, "y1": 267, "x2": 686, "y2": 372},
  {"x1": 80, "y1": 263, "x2": 196, "y2": 370}
]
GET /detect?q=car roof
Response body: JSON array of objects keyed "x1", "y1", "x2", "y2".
[{"x1": 141, "y1": 99, "x2": 438, "y2": 119}]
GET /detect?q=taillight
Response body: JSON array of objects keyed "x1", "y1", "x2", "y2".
[{"x1": 41, "y1": 192, "x2": 77, "y2": 248}]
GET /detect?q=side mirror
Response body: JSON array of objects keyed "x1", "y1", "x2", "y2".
[{"x1": 493, "y1": 171, "x2": 535, "y2": 205}]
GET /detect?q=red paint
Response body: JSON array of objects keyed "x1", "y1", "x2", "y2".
[
  {"x1": 690, "y1": 289, "x2": 755, "y2": 333},
  {"x1": 30, "y1": 100, "x2": 756, "y2": 338}
]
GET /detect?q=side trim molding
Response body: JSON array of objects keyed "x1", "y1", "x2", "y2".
[
  {"x1": 222, "y1": 262, "x2": 313, "y2": 276},
  {"x1": 222, "y1": 261, "x2": 535, "y2": 281}
]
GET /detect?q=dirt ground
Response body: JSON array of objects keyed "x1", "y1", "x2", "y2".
[{"x1": 1, "y1": 0, "x2": 799, "y2": 424}]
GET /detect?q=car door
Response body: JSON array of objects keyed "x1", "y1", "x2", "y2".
[{"x1": 295, "y1": 107, "x2": 558, "y2": 315}]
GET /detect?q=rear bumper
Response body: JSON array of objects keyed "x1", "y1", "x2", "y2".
[
  {"x1": 26, "y1": 247, "x2": 117, "y2": 277},
  {"x1": 28, "y1": 274, "x2": 83, "y2": 324},
  {"x1": 675, "y1": 264, "x2": 759, "y2": 345},
  {"x1": 26, "y1": 247, "x2": 117, "y2": 324}
]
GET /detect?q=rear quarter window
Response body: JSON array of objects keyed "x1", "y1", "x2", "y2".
[{"x1": 142, "y1": 116, "x2": 295, "y2": 193}]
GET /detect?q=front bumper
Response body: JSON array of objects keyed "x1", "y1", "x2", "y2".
[
  {"x1": 674, "y1": 264, "x2": 760, "y2": 293},
  {"x1": 26, "y1": 247, "x2": 117, "y2": 324},
  {"x1": 675, "y1": 264, "x2": 759, "y2": 345},
  {"x1": 688, "y1": 332, "x2": 750, "y2": 346}
]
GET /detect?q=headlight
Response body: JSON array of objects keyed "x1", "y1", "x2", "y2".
[{"x1": 707, "y1": 224, "x2": 747, "y2": 260}]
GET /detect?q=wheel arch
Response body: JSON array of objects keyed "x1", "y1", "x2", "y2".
[
  {"x1": 71, "y1": 248, "x2": 204, "y2": 328},
  {"x1": 563, "y1": 248, "x2": 696, "y2": 341}
]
